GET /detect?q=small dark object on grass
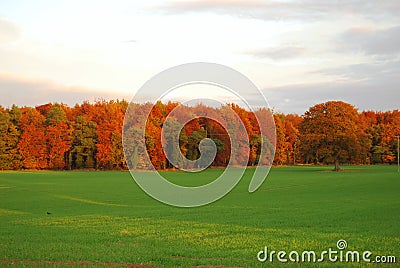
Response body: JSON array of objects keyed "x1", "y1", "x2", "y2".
[{"x1": 46, "y1": 212, "x2": 52, "y2": 215}]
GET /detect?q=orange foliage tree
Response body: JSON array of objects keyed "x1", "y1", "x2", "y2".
[
  {"x1": 45, "y1": 104, "x2": 73, "y2": 169},
  {"x1": 300, "y1": 101, "x2": 369, "y2": 171},
  {"x1": 93, "y1": 100, "x2": 127, "y2": 169},
  {"x1": 18, "y1": 108, "x2": 48, "y2": 169},
  {"x1": 0, "y1": 99, "x2": 397, "y2": 171}
]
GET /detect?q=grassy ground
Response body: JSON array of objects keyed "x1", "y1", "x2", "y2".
[{"x1": 0, "y1": 166, "x2": 399, "y2": 267}]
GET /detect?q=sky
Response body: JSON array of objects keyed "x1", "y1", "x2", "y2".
[{"x1": 0, "y1": 0, "x2": 399, "y2": 114}]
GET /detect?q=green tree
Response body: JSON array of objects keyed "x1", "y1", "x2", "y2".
[
  {"x1": 9, "y1": 104, "x2": 22, "y2": 125},
  {"x1": 124, "y1": 127, "x2": 148, "y2": 169},
  {"x1": 45, "y1": 103, "x2": 67, "y2": 125},
  {"x1": 70, "y1": 116, "x2": 97, "y2": 169},
  {"x1": 0, "y1": 110, "x2": 21, "y2": 169},
  {"x1": 185, "y1": 128, "x2": 224, "y2": 168},
  {"x1": 162, "y1": 119, "x2": 186, "y2": 169},
  {"x1": 45, "y1": 104, "x2": 72, "y2": 169}
]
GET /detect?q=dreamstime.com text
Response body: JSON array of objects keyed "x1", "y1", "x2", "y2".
[{"x1": 257, "y1": 239, "x2": 396, "y2": 264}]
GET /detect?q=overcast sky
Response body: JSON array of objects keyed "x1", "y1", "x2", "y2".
[{"x1": 0, "y1": 0, "x2": 399, "y2": 114}]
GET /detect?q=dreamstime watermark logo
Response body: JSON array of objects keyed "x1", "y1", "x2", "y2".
[
  {"x1": 257, "y1": 239, "x2": 397, "y2": 264},
  {"x1": 122, "y1": 62, "x2": 276, "y2": 207}
]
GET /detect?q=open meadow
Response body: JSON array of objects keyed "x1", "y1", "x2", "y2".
[{"x1": 1, "y1": 166, "x2": 399, "y2": 267}]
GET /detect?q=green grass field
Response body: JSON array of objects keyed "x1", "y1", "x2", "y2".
[{"x1": 1, "y1": 166, "x2": 399, "y2": 267}]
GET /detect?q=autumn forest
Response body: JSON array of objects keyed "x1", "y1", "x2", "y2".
[{"x1": 0, "y1": 100, "x2": 399, "y2": 171}]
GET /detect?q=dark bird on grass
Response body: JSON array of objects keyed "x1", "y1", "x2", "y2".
[{"x1": 46, "y1": 211, "x2": 52, "y2": 215}]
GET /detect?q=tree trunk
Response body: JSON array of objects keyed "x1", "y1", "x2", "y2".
[
  {"x1": 334, "y1": 159, "x2": 340, "y2": 171},
  {"x1": 293, "y1": 149, "x2": 296, "y2": 165}
]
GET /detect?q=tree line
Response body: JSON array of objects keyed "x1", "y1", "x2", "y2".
[{"x1": 0, "y1": 100, "x2": 399, "y2": 170}]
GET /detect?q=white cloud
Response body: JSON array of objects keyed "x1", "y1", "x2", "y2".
[
  {"x1": 245, "y1": 45, "x2": 306, "y2": 60},
  {"x1": 0, "y1": 17, "x2": 20, "y2": 43},
  {"x1": 0, "y1": 73, "x2": 129, "y2": 108},
  {"x1": 340, "y1": 25, "x2": 400, "y2": 56},
  {"x1": 0, "y1": 1, "x2": 399, "y2": 114},
  {"x1": 159, "y1": 0, "x2": 400, "y2": 22}
]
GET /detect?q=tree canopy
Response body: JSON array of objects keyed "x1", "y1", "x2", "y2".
[
  {"x1": 0, "y1": 100, "x2": 398, "y2": 170},
  {"x1": 300, "y1": 101, "x2": 369, "y2": 171}
]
